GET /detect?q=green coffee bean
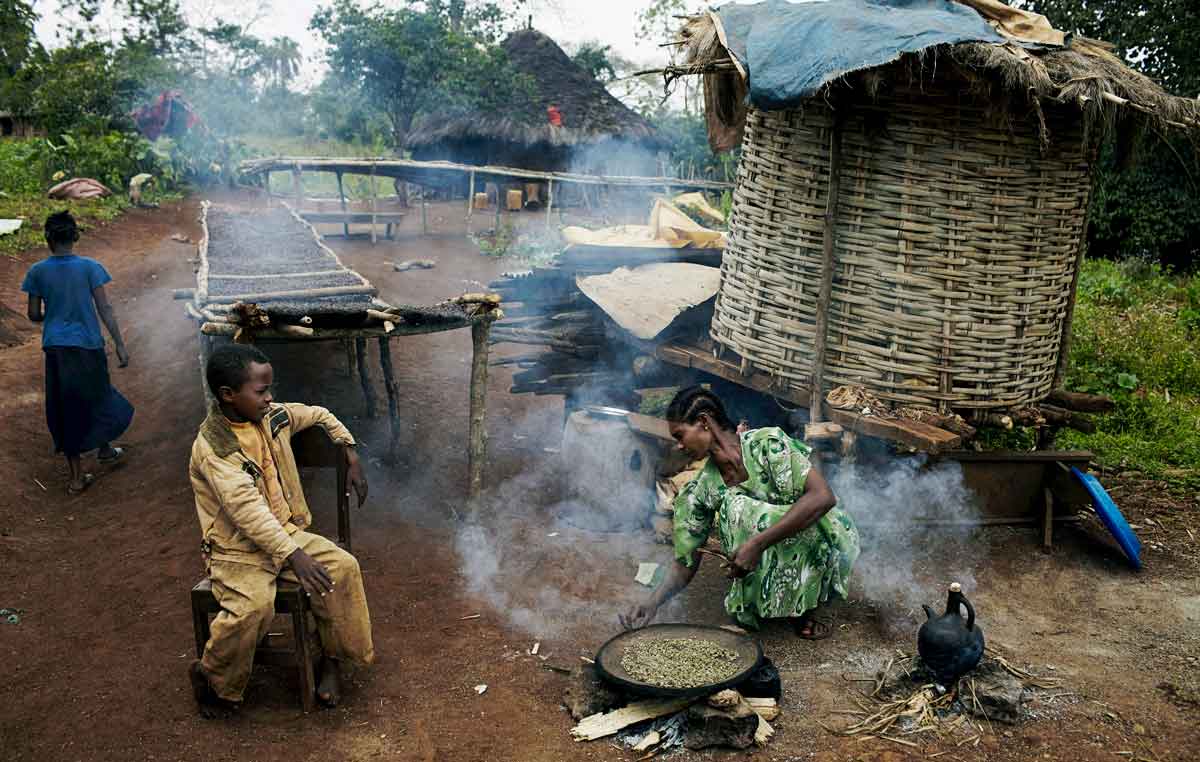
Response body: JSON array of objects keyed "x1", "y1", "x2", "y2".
[{"x1": 620, "y1": 638, "x2": 741, "y2": 689}]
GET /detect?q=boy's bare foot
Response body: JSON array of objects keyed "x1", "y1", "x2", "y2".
[
  {"x1": 317, "y1": 656, "x2": 341, "y2": 708},
  {"x1": 189, "y1": 660, "x2": 237, "y2": 718}
]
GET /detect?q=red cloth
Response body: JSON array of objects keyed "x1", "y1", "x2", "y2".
[
  {"x1": 546, "y1": 105, "x2": 563, "y2": 127},
  {"x1": 132, "y1": 90, "x2": 202, "y2": 141}
]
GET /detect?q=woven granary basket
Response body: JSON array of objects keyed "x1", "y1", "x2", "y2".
[{"x1": 712, "y1": 77, "x2": 1094, "y2": 412}]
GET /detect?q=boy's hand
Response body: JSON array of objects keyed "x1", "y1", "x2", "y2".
[
  {"x1": 345, "y1": 446, "x2": 368, "y2": 507},
  {"x1": 287, "y1": 548, "x2": 334, "y2": 597},
  {"x1": 115, "y1": 343, "x2": 130, "y2": 368}
]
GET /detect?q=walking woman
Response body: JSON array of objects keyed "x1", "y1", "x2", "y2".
[
  {"x1": 623, "y1": 386, "x2": 859, "y2": 637},
  {"x1": 21, "y1": 211, "x2": 133, "y2": 494}
]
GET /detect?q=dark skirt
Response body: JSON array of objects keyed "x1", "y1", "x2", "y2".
[{"x1": 44, "y1": 347, "x2": 134, "y2": 457}]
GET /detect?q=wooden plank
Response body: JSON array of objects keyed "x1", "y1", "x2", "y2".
[
  {"x1": 300, "y1": 212, "x2": 406, "y2": 224},
  {"x1": 655, "y1": 342, "x2": 811, "y2": 406},
  {"x1": 626, "y1": 412, "x2": 672, "y2": 443},
  {"x1": 571, "y1": 698, "x2": 694, "y2": 741},
  {"x1": 825, "y1": 408, "x2": 961, "y2": 453},
  {"x1": 937, "y1": 450, "x2": 1092, "y2": 463}
]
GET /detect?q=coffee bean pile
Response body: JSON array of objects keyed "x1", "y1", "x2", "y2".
[{"x1": 620, "y1": 638, "x2": 741, "y2": 689}]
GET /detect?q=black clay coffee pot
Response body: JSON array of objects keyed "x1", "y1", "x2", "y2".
[{"x1": 917, "y1": 582, "x2": 984, "y2": 686}]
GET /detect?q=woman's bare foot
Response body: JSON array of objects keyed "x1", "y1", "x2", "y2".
[
  {"x1": 317, "y1": 656, "x2": 341, "y2": 707},
  {"x1": 791, "y1": 612, "x2": 832, "y2": 640}
]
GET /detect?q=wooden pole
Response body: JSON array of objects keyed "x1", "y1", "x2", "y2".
[
  {"x1": 421, "y1": 195, "x2": 428, "y2": 235},
  {"x1": 336, "y1": 171, "x2": 350, "y2": 238},
  {"x1": 378, "y1": 337, "x2": 401, "y2": 461},
  {"x1": 545, "y1": 180, "x2": 554, "y2": 230},
  {"x1": 468, "y1": 319, "x2": 492, "y2": 505},
  {"x1": 808, "y1": 105, "x2": 847, "y2": 424},
  {"x1": 466, "y1": 170, "x2": 476, "y2": 234},
  {"x1": 343, "y1": 338, "x2": 355, "y2": 378},
  {"x1": 1053, "y1": 145, "x2": 1098, "y2": 389},
  {"x1": 199, "y1": 332, "x2": 215, "y2": 407},
  {"x1": 291, "y1": 165, "x2": 303, "y2": 211},
  {"x1": 355, "y1": 338, "x2": 376, "y2": 418},
  {"x1": 369, "y1": 162, "x2": 378, "y2": 245}
]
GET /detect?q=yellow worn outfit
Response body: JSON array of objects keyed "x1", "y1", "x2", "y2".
[{"x1": 189, "y1": 402, "x2": 374, "y2": 702}]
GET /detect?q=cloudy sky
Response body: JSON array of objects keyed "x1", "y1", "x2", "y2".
[{"x1": 33, "y1": 0, "x2": 693, "y2": 88}]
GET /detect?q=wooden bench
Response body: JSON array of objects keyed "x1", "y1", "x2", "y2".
[{"x1": 189, "y1": 427, "x2": 351, "y2": 712}]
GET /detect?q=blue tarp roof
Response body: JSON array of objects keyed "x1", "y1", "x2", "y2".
[{"x1": 714, "y1": 0, "x2": 1012, "y2": 110}]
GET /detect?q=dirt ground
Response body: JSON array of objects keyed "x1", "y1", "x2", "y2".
[{"x1": 0, "y1": 196, "x2": 1197, "y2": 762}]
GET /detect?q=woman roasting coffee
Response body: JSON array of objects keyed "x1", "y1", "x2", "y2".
[{"x1": 622, "y1": 386, "x2": 860, "y2": 638}]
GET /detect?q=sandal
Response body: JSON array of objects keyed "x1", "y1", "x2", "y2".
[
  {"x1": 67, "y1": 473, "x2": 95, "y2": 495},
  {"x1": 98, "y1": 447, "x2": 125, "y2": 465},
  {"x1": 792, "y1": 616, "x2": 833, "y2": 641}
]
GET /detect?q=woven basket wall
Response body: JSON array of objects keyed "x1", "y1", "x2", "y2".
[{"x1": 712, "y1": 79, "x2": 1094, "y2": 412}]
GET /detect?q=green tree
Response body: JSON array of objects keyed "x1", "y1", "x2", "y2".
[
  {"x1": 311, "y1": 0, "x2": 525, "y2": 147},
  {"x1": 1021, "y1": 0, "x2": 1200, "y2": 266},
  {"x1": 572, "y1": 42, "x2": 617, "y2": 83},
  {"x1": 0, "y1": 0, "x2": 39, "y2": 79},
  {"x1": 258, "y1": 36, "x2": 303, "y2": 92}
]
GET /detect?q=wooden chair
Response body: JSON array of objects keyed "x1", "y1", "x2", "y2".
[{"x1": 190, "y1": 427, "x2": 352, "y2": 712}]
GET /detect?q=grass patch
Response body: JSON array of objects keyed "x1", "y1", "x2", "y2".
[
  {"x1": 0, "y1": 194, "x2": 130, "y2": 257},
  {"x1": 1060, "y1": 258, "x2": 1200, "y2": 489}
]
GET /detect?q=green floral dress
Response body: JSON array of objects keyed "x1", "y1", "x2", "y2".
[{"x1": 673, "y1": 427, "x2": 860, "y2": 629}]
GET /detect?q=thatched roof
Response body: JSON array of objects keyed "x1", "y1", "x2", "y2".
[
  {"x1": 677, "y1": 11, "x2": 1200, "y2": 152},
  {"x1": 405, "y1": 29, "x2": 660, "y2": 151}
]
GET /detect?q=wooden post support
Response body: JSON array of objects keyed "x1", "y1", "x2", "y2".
[
  {"x1": 421, "y1": 196, "x2": 428, "y2": 235},
  {"x1": 291, "y1": 165, "x2": 303, "y2": 211},
  {"x1": 264, "y1": 171, "x2": 272, "y2": 202},
  {"x1": 1042, "y1": 487, "x2": 1055, "y2": 552},
  {"x1": 355, "y1": 338, "x2": 376, "y2": 418},
  {"x1": 369, "y1": 162, "x2": 378, "y2": 245},
  {"x1": 808, "y1": 105, "x2": 847, "y2": 423},
  {"x1": 494, "y1": 188, "x2": 502, "y2": 232},
  {"x1": 199, "y1": 332, "x2": 215, "y2": 406},
  {"x1": 343, "y1": 338, "x2": 355, "y2": 378},
  {"x1": 466, "y1": 170, "x2": 476, "y2": 234},
  {"x1": 377, "y1": 337, "x2": 402, "y2": 460},
  {"x1": 336, "y1": 171, "x2": 350, "y2": 238},
  {"x1": 545, "y1": 180, "x2": 554, "y2": 229},
  {"x1": 467, "y1": 319, "x2": 492, "y2": 506},
  {"x1": 1053, "y1": 146, "x2": 1098, "y2": 388}
]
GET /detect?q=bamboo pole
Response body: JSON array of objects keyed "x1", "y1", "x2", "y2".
[
  {"x1": 1053, "y1": 143, "x2": 1099, "y2": 389},
  {"x1": 203, "y1": 284, "x2": 378, "y2": 304},
  {"x1": 355, "y1": 338, "x2": 375, "y2": 418},
  {"x1": 336, "y1": 171, "x2": 350, "y2": 238},
  {"x1": 378, "y1": 337, "x2": 401, "y2": 460},
  {"x1": 809, "y1": 105, "x2": 847, "y2": 423},
  {"x1": 367, "y1": 162, "x2": 377, "y2": 244},
  {"x1": 466, "y1": 170, "x2": 476, "y2": 234},
  {"x1": 292, "y1": 165, "x2": 303, "y2": 211},
  {"x1": 421, "y1": 196, "x2": 428, "y2": 235},
  {"x1": 545, "y1": 180, "x2": 554, "y2": 229},
  {"x1": 468, "y1": 319, "x2": 492, "y2": 506}
]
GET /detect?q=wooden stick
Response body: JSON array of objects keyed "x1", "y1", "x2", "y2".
[
  {"x1": 369, "y1": 162, "x2": 378, "y2": 245},
  {"x1": 809, "y1": 104, "x2": 847, "y2": 423},
  {"x1": 571, "y1": 699, "x2": 694, "y2": 741},
  {"x1": 1054, "y1": 141, "x2": 1099, "y2": 388},
  {"x1": 468, "y1": 319, "x2": 491, "y2": 507},
  {"x1": 421, "y1": 196, "x2": 428, "y2": 235},
  {"x1": 1044, "y1": 389, "x2": 1115, "y2": 413},
  {"x1": 378, "y1": 337, "x2": 400, "y2": 460},
  {"x1": 292, "y1": 165, "x2": 303, "y2": 211},
  {"x1": 202, "y1": 284, "x2": 378, "y2": 304},
  {"x1": 355, "y1": 338, "x2": 375, "y2": 418},
  {"x1": 336, "y1": 171, "x2": 350, "y2": 238},
  {"x1": 467, "y1": 170, "x2": 476, "y2": 233},
  {"x1": 344, "y1": 338, "x2": 356, "y2": 378},
  {"x1": 545, "y1": 179, "x2": 554, "y2": 229}
]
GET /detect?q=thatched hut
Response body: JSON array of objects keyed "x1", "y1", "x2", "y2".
[
  {"x1": 674, "y1": 0, "x2": 1200, "y2": 416},
  {"x1": 406, "y1": 29, "x2": 661, "y2": 177}
]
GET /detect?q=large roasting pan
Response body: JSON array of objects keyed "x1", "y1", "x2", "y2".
[{"x1": 595, "y1": 623, "x2": 763, "y2": 698}]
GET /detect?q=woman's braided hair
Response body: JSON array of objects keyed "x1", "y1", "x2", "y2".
[
  {"x1": 44, "y1": 210, "x2": 79, "y2": 249},
  {"x1": 665, "y1": 385, "x2": 735, "y2": 432}
]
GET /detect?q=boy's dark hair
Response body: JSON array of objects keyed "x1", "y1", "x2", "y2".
[
  {"x1": 665, "y1": 385, "x2": 735, "y2": 431},
  {"x1": 44, "y1": 210, "x2": 79, "y2": 249},
  {"x1": 206, "y1": 343, "x2": 271, "y2": 397}
]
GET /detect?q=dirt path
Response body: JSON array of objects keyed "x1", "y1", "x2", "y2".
[{"x1": 0, "y1": 197, "x2": 1196, "y2": 761}]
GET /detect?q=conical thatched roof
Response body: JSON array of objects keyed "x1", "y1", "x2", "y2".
[{"x1": 405, "y1": 29, "x2": 660, "y2": 151}]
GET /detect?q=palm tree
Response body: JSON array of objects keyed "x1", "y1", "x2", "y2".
[{"x1": 259, "y1": 36, "x2": 302, "y2": 92}]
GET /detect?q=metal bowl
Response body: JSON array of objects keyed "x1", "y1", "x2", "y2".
[
  {"x1": 595, "y1": 623, "x2": 763, "y2": 698},
  {"x1": 583, "y1": 405, "x2": 632, "y2": 420}
]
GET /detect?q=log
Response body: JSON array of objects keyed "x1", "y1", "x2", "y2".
[
  {"x1": 378, "y1": 337, "x2": 401, "y2": 459},
  {"x1": 452, "y1": 292, "x2": 502, "y2": 306},
  {"x1": 274, "y1": 324, "x2": 314, "y2": 338},
  {"x1": 899, "y1": 409, "x2": 977, "y2": 439},
  {"x1": 1045, "y1": 389, "x2": 1115, "y2": 414},
  {"x1": 571, "y1": 698, "x2": 694, "y2": 741},
  {"x1": 1038, "y1": 404, "x2": 1097, "y2": 434},
  {"x1": 355, "y1": 338, "x2": 375, "y2": 418},
  {"x1": 744, "y1": 697, "x2": 780, "y2": 722},
  {"x1": 468, "y1": 320, "x2": 491, "y2": 503},
  {"x1": 683, "y1": 701, "x2": 758, "y2": 750},
  {"x1": 200, "y1": 321, "x2": 236, "y2": 336}
]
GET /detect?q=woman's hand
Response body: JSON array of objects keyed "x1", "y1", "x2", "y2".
[
  {"x1": 620, "y1": 598, "x2": 659, "y2": 631},
  {"x1": 730, "y1": 538, "x2": 765, "y2": 578}
]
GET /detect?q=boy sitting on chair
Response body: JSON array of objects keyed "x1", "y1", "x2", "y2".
[{"x1": 189, "y1": 343, "x2": 373, "y2": 716}]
